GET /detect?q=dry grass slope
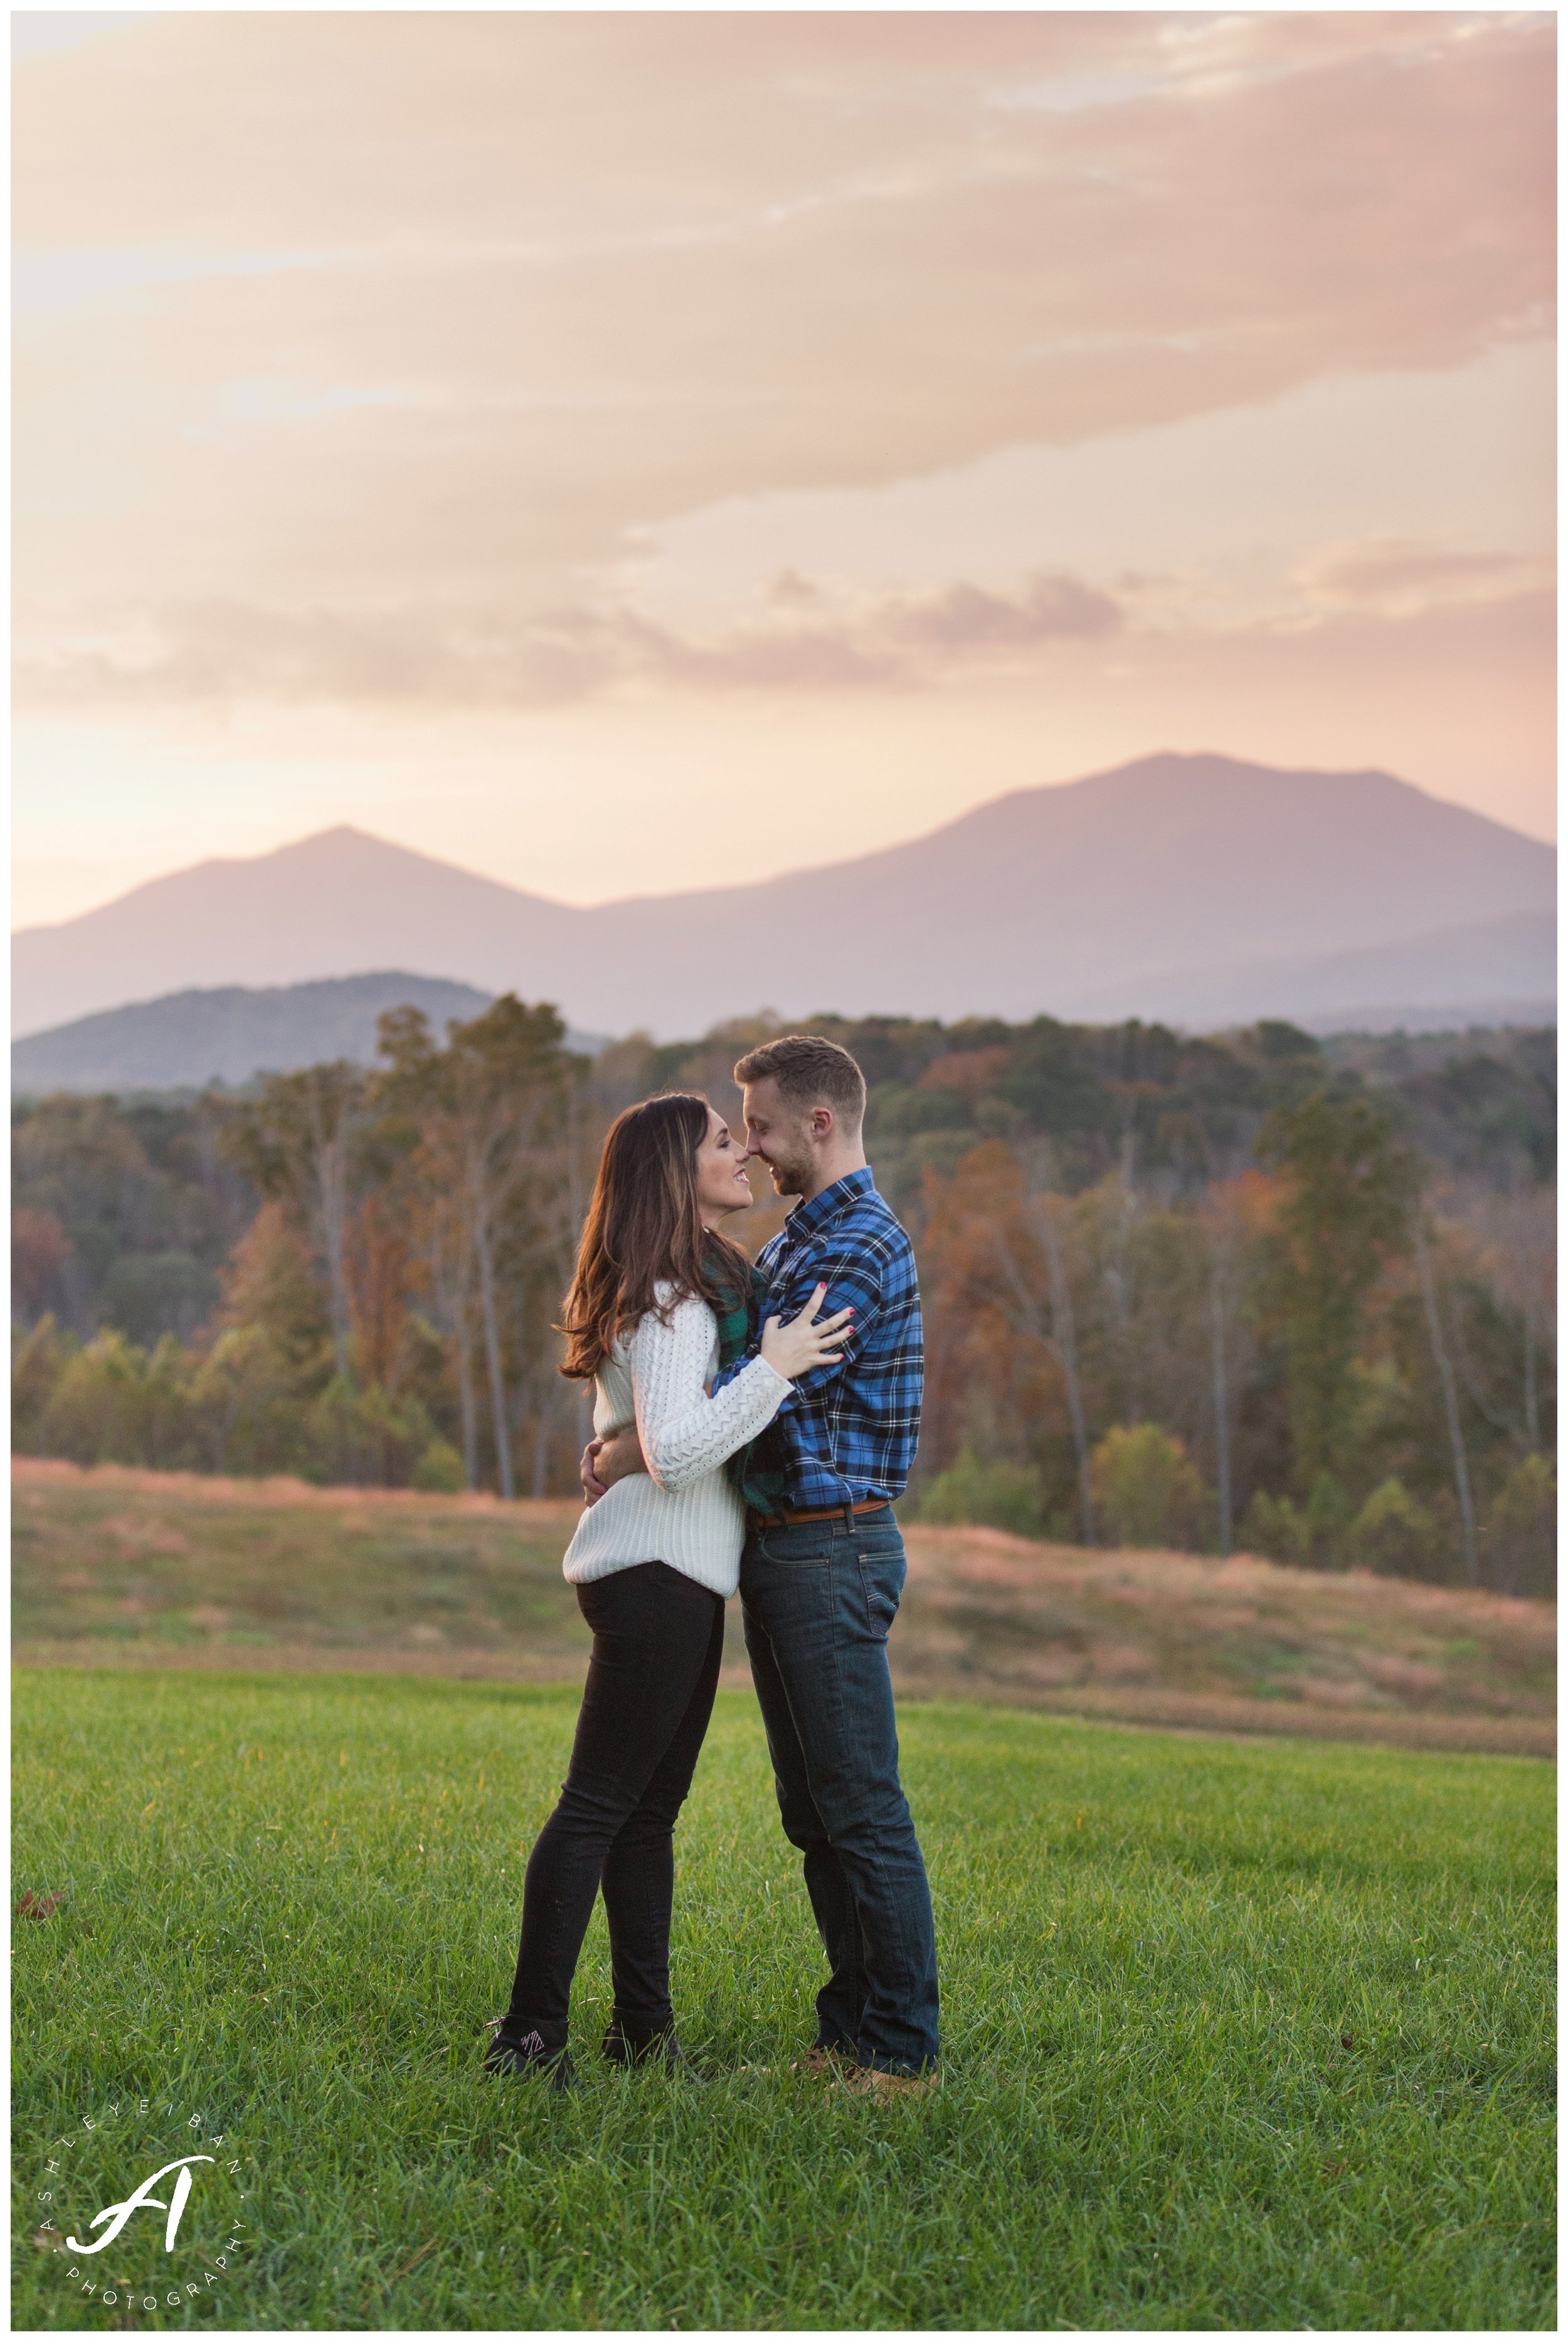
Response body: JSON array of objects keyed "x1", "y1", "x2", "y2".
[
  {"x1": 894, "y1": 1527, "x2": 1554, "y2": 1755},
  {"x1": 13, "y1": 1461, "x2": 1552, "y2": 1755}
]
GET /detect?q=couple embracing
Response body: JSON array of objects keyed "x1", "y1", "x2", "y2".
[{"x1": 484, "y1": 1034, "x2": 940, "y2": 2095}]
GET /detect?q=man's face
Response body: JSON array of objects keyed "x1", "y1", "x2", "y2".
[{"x1": 740, "y1": 1077, "x2": 818, "y2": 1198}]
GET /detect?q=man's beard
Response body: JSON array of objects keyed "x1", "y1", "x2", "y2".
[{"x1": 763, "y1": 1144, "x2": 813, "y2": 1197}]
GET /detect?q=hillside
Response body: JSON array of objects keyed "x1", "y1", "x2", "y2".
[
  {"x1": 1097, "y1": 911, "x2": 1555, "y2": 1034},
  {"x1": 11, "y1": 1462, "x2": 1553, "y2": 1754},
  {"x1": 9, "y1": 972, "x2": 611, "y2": 1097},
  {"x1": 13, "y1": 753, "x2": 1555, "y2": 1040},
  {"x1": 11, "y1": 972, "x2": 495, "y2": 1095}
]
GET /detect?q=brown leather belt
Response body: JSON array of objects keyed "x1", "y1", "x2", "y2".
[{"x1": 747, "y1": 1499, "x2": 891, "y2": 1530}]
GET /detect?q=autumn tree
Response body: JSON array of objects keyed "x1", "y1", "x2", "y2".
[
  {"x1": 918, "y1": 1139, "x2": 1097, "y2": 1541},
  {"x1": 1195, "y1": 1169, "x2": 1276, "y2": 1555},
  {"x1": 376, "y1": 996, "x2": 585, "y2": 1498},
  {"x1": 1256, "y1": 1090, "x2": 1419, "y2": 1498},
  {"x1": 222, "y1": 1063, "x2": 373, "y2": 1381},
  {"x1": 12, "y1": 1208, "x2": 72, "y2": 1322}
]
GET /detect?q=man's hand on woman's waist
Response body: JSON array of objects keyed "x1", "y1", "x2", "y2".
[{"x1": 579, "y1": 1430, "x2": 647, "y2": 1506}]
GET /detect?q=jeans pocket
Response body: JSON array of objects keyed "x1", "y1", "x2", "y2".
[
  {"x1": 759, "y1": 1539, "x2": 832, "y2": 1567},
  {"x1": 856, "y1": 1550, "x2": 906, "y2": 1641}
]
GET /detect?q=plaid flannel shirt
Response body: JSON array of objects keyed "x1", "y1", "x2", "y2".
[{"x1": 718, "y1": 1168, "x2": 923, "y2": 1514}]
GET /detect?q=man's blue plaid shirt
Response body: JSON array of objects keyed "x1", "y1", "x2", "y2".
[{"x1": 718, "y1": 1168, "x2": 923, "y2": 1514}]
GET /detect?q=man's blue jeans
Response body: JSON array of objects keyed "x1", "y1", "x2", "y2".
[{"x1": 740, "y1": 1509, "x2": 940, "y2": 2076}]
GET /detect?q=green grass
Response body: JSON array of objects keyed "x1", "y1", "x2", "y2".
[{"x1": 13, "y1": 1670, "x2": 1555, "y2": 2330}]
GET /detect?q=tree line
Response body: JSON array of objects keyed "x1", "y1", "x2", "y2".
[{"x1": 11, "y1": 1004, "x2": 1555, "y2": 1592}]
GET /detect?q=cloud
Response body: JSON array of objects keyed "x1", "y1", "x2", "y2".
[
  {"x1": 10, "y1": 6, "x2": 1555, "y2": 886},
  {"x1": 1293, "y1": 536, "x2": 1549, "y2": 617},
  {"x1": 13, "y1": 11, "x2": 1553, "y2": 642},
  {"x1": 14, "y1": 568, "x2": 1126, "y2": 711},
  {"x1": 11, "y1": 12, "x2": 154, "y2": 64},
  {"x1": 15, "y1": 602, "x2": 625, "y2": 711},
  {"x1": 886, "y1": 575, "x2": 1119, "y2": 650}
]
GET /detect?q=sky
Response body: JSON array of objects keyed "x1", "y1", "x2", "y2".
[{"x1": 12, "y1": 8, "x2": 1556, "y2": 930}]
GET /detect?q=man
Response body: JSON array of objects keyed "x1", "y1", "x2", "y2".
[{"x1": 585, "y1": 1033, "x2": 939, "y2": 2094}]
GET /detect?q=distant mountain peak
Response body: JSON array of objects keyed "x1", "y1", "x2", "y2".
[
  {"x1": 13, "y1": 753, "x2": 1553, "y2": 1042},
  {"x1": 249, "y1": 823, "x2": 466, "y2": 868}
]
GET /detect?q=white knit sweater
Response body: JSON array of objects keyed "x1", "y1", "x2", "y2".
[{"x1": 560, "y1": 1285, "x2": 791, "y2": 1599}]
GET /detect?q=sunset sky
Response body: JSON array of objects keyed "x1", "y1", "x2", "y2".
[{"x1": 13, "y1": 9, "x2": 1555, "y2": 930}]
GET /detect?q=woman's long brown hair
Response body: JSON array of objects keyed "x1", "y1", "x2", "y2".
[{"x1": 558, "y1": 1092, "x2": 750, "y2": 1381}]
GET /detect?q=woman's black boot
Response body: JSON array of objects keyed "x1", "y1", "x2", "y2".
[
  {"x1": 601, "y1": 2018, "x2": 700, "y2": 2077},
  {"x1": 484, "y1": 2024, "x2": 576, "y2": 2091}
]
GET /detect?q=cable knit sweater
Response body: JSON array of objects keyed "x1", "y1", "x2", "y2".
[{"x1": 560, "y1": 1285, "x2": 791, "y2": 1598}]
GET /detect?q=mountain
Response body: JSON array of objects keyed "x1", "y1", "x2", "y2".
[
  {"x1": 12, "y1": 828, "x2": 583, "y2": 1040},
  {"x1": 1067, "y1": 912, "x2": 1557, "y2": 1033},
  {"x1": 11, "y1": 973, "x2": 491, "y2": 1097},
  {"x1": 13, "y1": 754, "x2": 1555, "y2": 1041},
  {"x1": 9, "y1": 972, "x2": 613, "y2": 1097}
]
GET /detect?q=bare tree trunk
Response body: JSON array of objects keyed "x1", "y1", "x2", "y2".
[
  {"x1": 1039, "y1": 1199, "x2": 1094, "y2": 1545},
  {"x1": 308, "y1": 1099, "x2": 354, "y2": 1385},
  {"x1": 990, "y1": 1154, "x2": 1096, "y2": 1545},
  {"x1": 1204, "y1": 1181, "x2": 1241, "y2": 1559},
  {"x1": 1210, "y1": 1260, "x2": 1233, "y2": 1558},
  {"x1": 1522, "y1": 1296, "x2": 1539, "y2": 1451},
  {"x1": 472, "y1": 1204, "x2": 516, "y2": 1501},
  {"x1": 1507, "y1": 1168, "x2": 1545, "y2": 1452},
  {"x1": 316, "y1": 1124, "x2": 356, "y2": 1484},
  {"x1": 1107, "y1": 1134, "x2": 1139, "y2": 1426},
  {"x1": 530, "y1": 1381, "x2": 553, "y2": 1499},
  {"x1": 1415, "y1": 1222, "x2": 1478, "y2": 1587},
  {"x1": 426, "y1": 1197, "x2": 480, "y2": 1491},
  {"x1": 455, "y1": 1306, "x2": 480, "y2": 1491}
]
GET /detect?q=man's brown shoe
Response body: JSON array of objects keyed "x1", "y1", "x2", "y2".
[
  {"x1": 790, "y1": 2047, "x2": 850, "y2": 2079},
  {"x1": 838, "y1": 2064, "x2": 940, "y2": 2099}
]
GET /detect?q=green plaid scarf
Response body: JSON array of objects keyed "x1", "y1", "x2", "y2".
[
  {"x1": 707, "y1": 1254, "x2": 780, "y2": 1503},
  {"x1": 709, "y1": 1263, "x2": 758, "y2": 1378}
]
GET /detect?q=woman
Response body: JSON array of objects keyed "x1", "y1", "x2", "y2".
[{"x1": 485, "y1": 1091, "x2": 849, "y2": 2087}]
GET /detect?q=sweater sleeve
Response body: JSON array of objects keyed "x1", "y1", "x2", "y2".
[{"x1": 629, "y1": 1295, "x2": 790, "y2": 1494}]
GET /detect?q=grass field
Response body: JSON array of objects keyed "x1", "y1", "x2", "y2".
[
  {"x1": 13, "y1": 1667, "x2": 1554, "y2": 2331},
  {"x1": 13, "y1": 1461, "x2": 1555, "y2": 1755}
]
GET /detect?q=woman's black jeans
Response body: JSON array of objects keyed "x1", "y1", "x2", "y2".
[{"x1": 504, "y1": 1561, "x2": 725, "y2": 2053}]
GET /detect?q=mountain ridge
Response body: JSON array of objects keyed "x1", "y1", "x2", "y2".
[
  {"x1": 11, "y1": 959, "x2": 1554, "y2": 1101},
  {"x1": 13, "y1": 753, "x2": 1555, "y2": 1040},
  {"x1": 8, "y1": 971, "x2": 613, "y2": 1097}
]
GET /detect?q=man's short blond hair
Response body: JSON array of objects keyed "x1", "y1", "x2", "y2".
[{"x1": 733, "y1": 1033, "x2": 866, "y2": 1129}]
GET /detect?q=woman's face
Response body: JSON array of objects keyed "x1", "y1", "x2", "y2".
[{"x1": 694, "y1": 1107, "x2": 755, "y2": 1227}]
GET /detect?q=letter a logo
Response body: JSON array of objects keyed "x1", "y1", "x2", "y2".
[{"x1": 66, "y1": 2156, "x2": 213, "y2": 2255}]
